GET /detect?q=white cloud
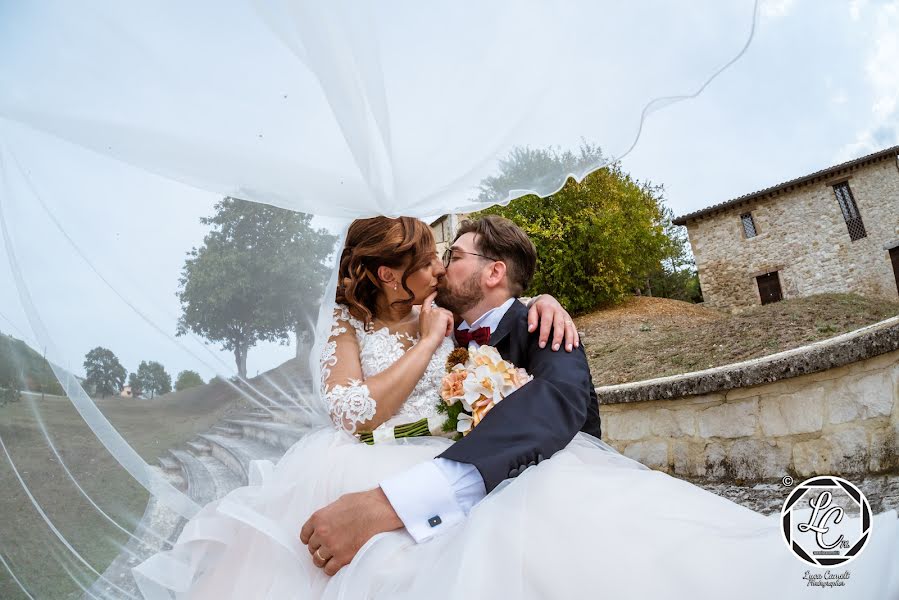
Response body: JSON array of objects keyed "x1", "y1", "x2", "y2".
[
  {"x1": 849, "y1": 0, "x2": 868, "y2": 20},
  {"x1": 824, "y1": 76, "x2": 849, "y2": 106},
  {"x1": 760, "y1": 0, "x2": 798, "y2": 19},
  {"x1": 867, "y1": 3, "x2": 899, "y2": 119},
  {"x1": 837, "y1": 0, "x2": 899, "y2": 161}
]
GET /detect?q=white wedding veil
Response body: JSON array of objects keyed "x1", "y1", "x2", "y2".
[{"x1": 0, "y1": 1, "x2": 759, "y2": 596}]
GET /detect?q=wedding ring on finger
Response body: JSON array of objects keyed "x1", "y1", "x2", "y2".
[{"x1": 314, "y1": 548, "x2": 328, "y2": 563}]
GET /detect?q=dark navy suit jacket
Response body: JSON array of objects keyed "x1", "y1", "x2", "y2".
[{"x1": 438, "y1": 299, "x2": 602, "y2": 493}]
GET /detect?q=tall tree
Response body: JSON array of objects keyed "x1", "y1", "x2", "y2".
[
  {"x1": 642, "y1": 206, "x2": 703, "y2": 303},
  {"x1": 133, "y1": 360, "x2": 172, "y2": 399},
  {"x1": 261, "y1": 205, "x2": 334, "y2": 360},
  {"x1": 474, "y1": 144, "x2": 673, "y2": 314},
  {"x1": 175, "y1": 370, "x2": 204, "y2": 392},
  {"x1": 127, "y1": 372, "x2": 142, "y2": 398},
  {"x1": 176, "y1": 198, "x2": 335, "y2": 378},
  {"x1": 476, "y1": 143, "x2": 608, "y2": 205},
  {"x1": 83, "y1": 347, "x2": 127, "y2": 398}
]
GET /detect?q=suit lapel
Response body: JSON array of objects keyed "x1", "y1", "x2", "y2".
[{"x1": 489, "y1": 298, "x2": 526, "y2": 349}]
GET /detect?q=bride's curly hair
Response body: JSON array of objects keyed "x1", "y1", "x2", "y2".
[{"x1": 336, "y1": 217, "x2": 436, "y2": 326}]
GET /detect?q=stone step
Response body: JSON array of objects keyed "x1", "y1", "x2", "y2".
[
  {"x1": 196, "y1": 433, "x2": 285, "y2": 485},
  {"x1": 197, "y1": 454, "x2": 244, "y2": 499},
  {"x1": 242, "y1": 409, "x2": 275, "y2": 421},
  {"x1": 240, "y1": 404, "x2": 321, "y2": 426},
  {"x1": 169, "y1": 449, "x2": 218, "y2": 507},
  {"x1": 156, "y1": 456, "x2": 187, "y2": 493},
  {"x1": 186, "y1": 439, "x2": 212, "y2": 456},
  {"x1": 224, "y1": 419, "x2": 307, "y2": 451},
  {"x1": 81, "y1": 466, "x2": 187, "y2": 600},
  {"x1": 157, "y1": 453, "x2": 181, "y2": 473},
  {"x1": 211, "y1": 424, "x2": 243, "y2": 438}
]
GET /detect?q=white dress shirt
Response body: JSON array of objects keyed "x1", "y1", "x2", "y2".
[{"x1": 379, "y1": 297, "x2": 517, "y2": 543}]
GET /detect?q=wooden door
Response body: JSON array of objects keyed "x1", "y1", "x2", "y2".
[
  {"x1": 756, "y1": 271, "x2": 782, "y2": 305},
  {"x1": 890, "y1": 247, "x2": 899, "y2": 296}
]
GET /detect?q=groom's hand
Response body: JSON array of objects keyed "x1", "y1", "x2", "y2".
[
  {"x1": 527, "y1": 294, "x2": 580, "y2": 352},
  {"x1": 300, "y1": 487, "x2": 403, "y2": 576}
]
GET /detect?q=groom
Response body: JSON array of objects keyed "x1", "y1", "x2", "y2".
[{"x1": 301, "y1": 215, "x2": 602, "y2": 575}]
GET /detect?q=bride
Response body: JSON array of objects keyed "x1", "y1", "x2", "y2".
[{"x1": 135, "y1": 216, "x2": 899, "y2": 599}]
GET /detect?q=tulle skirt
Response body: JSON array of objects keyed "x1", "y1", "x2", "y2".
[{"x1": 134, "y1": 427, "x2": 899, "y2": 599}]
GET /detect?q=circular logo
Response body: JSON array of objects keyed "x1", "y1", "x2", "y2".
[{"x1": 780, "y1": 476, "x2": 872, "y2": 567}]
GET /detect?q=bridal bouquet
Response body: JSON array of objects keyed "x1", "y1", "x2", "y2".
[
  {"x1": 437, "y1": 345, "x2": 533, "y2": 440},
  {"x1": 357, "y1": 345, "x2": 532, "y2": 445}
]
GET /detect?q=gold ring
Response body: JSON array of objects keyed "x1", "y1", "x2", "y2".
[{"x1": 315, "y1": 548, "x2": 327, "y2": 562}]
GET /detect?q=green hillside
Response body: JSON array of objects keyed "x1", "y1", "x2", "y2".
[{"x1": 0, "y1": 332, "x2": 64, "y2": 396}]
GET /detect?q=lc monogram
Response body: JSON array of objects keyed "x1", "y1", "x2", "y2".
[{"x1": 797, "y1": 491, "x2": 845, "y2": 550}]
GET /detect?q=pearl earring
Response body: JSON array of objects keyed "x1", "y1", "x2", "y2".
[{"x1": 393, "y1": 282, "x2": 398, "y2": 291}]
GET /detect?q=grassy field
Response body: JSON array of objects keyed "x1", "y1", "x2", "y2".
[
  {"x1": 0, "y1": 389, "x2": 234, "y2": 599},
  {"x1": 578, "y1": 292, "x2": 899, "y2": 386},
  {"x1": 0, "y1": 360, "x2": 309, "y2": 600}
]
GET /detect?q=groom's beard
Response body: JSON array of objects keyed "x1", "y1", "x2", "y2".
[{"x1": 436, "y1": 271, "x2": 483, "y2": 316}]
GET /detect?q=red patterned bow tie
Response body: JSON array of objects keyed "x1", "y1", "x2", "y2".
[{"x1": 455, "y1": 326, "x2": 490, "y2": 347}]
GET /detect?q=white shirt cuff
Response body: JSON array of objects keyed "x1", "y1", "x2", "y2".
[
  {"x1": 380, "y1": 460, "x2": 465, "y2": 543},
  {"x1": 379, "y1": 459, "x2": 486, "y2": 543},
  {"x1": 433, "y1": 457, "x2": 486, "y2": 514}
]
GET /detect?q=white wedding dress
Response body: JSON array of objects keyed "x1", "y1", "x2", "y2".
[{"x1": 134, "y1": 305, "x2": 899, "y2": 599}]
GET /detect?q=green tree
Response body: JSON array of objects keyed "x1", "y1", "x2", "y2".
[
  {"x1": 83, "y1": 347, "x2": 127, "y2": 398},
  {"x1": 0, "y1": 337, "x2": 23, "y2": 405},
  {"x1": 175, "y1": 370, "x2": 204, "y2": 392},
  {"x1": 133, "y1": 360, "x2": 172, "y2": 399},
  {"x1": 476, "y1": 143, "x2": 608, "y2": 205},
  {"x1": 127, "y1": 371, "x2": 141, "y2": 398},
  {"x1": 641, "y1": 206, "x2": 703, "y2": 303},
  {"x1": 78, "y1": 377, "x2": 94, "y2": 397},
  {"x1": 176, "y1": 198, "x2": 335, "y2": 378},
  {"x1": 0, "y1": 379, "x2": 19, "y2": 406},
  {"x1": 473, "y1": 145, "x2": 673, "y2": 314},
  {"x1": 0, "y1": 354, "x2": 21, "y2": 407}
]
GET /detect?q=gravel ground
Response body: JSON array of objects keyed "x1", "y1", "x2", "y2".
[{"x1": 694, "y1": 472, "x2": 899, "y2": 515}]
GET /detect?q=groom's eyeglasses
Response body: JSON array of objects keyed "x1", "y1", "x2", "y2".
[{"x1": 442, "y1": 247, "x2": 499, "y2": 268}]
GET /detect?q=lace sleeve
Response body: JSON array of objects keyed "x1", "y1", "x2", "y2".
[{"x1": 320, "y1": 305, "x2": 376, "y2": 434}]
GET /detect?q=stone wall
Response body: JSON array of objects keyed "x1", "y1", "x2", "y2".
[
  {"x1": 684, "y1": 157, "x2": 899, "y2": 310},
  {"x1": 598, "y1": 317, "x2": 899, "y2": 483}
]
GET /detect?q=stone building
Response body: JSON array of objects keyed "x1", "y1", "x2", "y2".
[
  {"x1": 430, "y1": 213, "x2": 468, "y2": 257},
  {"x1": 673, "y1": 145, "x2": 899, "y2": 310}
]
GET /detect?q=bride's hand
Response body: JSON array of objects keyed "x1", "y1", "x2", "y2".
[
  {"x1": 527, "y1": 294, "x2": 580, "y2": 352},
  {"x1": 419, "y1": 291, "x2": 454, "y2": 344}
]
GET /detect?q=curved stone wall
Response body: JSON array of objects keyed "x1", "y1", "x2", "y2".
[{"x1": 597, "y1": 316, "x2": 899, "y2": 482}]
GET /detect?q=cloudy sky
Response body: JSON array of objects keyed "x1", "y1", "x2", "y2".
[
  {"x1": 622, "y1": 0, "x2": 898, "y2": 216},
  {"x1": 0, "y1": 0, "x2": 896, "y2": 383}
]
